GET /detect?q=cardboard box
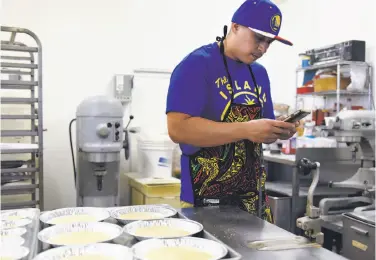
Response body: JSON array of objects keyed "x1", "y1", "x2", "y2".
[{"x1": 128, "y1": 175, "x2": 181, "y2": 208}]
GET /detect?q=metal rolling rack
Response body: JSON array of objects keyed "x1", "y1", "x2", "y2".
[{"x1": 1, "y1": 26, "x2": 44, "y2": 210}]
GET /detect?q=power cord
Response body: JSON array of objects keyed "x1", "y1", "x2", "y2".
[{"x1": 69, "y1": 118, "x2": 77, "y2": 187}]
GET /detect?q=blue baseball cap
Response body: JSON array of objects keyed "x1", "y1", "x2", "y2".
[{"x1": 232, "y1": 0, "x2": 292, "y2": 46}]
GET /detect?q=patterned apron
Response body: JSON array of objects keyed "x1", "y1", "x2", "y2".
[{"x1": 187, "y1": 27, "x2": 273, "y2": 223}]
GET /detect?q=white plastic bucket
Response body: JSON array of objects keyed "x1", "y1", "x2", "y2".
[{"x1": 137, "y1": 134, "x2": 175, "y2": 178}]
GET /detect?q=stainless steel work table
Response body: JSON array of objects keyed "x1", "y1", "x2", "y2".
[
  {"x1": 263, "y1": 150, "x2": 300, "y2": 234},
  {"x1": 180, "y1": 205, "x2": 349, "y2": 260},
  {"x1": 262, "y1": 149, "x2": 360, "y2": 234}
]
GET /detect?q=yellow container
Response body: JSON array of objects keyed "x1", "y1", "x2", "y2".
[
  {"x1": 128, "y1": 175, "x2": 181, "y2": 208},
  {"x1": 313, "y1": 77, "x2": 351, "y2": 92}
]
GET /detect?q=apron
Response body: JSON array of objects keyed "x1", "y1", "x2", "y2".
[{"x1": 187, "y1": 26, "x2": 273, "y2": 223}]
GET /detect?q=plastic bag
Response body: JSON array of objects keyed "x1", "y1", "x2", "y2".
[{"x1": 347, "y1": 64, "x2": 367, "y2": 91}]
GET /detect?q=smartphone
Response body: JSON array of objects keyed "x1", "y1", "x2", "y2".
[{"x1": 283, "y1": 110, "x2": 310, "y2": 123}]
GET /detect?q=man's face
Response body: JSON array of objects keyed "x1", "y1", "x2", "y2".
[{"x1": 233, "y1": 24, "x2": 274, "y2": 64}]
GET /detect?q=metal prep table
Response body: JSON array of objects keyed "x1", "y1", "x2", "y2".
[
  {"x1": 262, "y1": 150, "x2": 300, "y2": 233},
  {"x1": 263, "y1": 149, "x2": 362, "y2": 234},
  {"x1": 180, "y1": 205, "x2": 349, "y2": 259}
]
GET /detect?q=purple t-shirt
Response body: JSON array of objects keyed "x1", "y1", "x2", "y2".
[{"x1": 166, "y1": 42, "x2": 275, "y2": 204}]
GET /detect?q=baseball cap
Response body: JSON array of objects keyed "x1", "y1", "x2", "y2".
[{"x1": 232, "y1": 0, "x2": 292, "y2": 46}]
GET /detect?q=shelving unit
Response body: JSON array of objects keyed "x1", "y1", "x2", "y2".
[
  {"x1": 1, "y1": 26, "x2": 44, "y2": 210},
  {"x1": 265, "y1": 58, "x2": 374, "y2": 234},
  {"x1": 295, "y1": 60, "x2": 374, "y2": 112}
]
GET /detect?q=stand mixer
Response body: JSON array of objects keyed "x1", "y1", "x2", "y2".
[
  {"x1": 296, "y1": 110, "x2": 375, "y2": 244},
  {"x1": 70, "y1": 96, "x2": 125, "y2": 207}
]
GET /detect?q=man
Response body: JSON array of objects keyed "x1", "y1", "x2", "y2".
[{"x1": 166, "y1": 0, "x2": 296, "y2": 223}]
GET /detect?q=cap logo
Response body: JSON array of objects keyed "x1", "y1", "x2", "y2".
[{"x1": 270, "y1": 14, "x2": 281, "y2": 32}]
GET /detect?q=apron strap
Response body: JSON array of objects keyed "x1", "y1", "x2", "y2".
[{"x1": 216, "y1": 25, "x2": 261, "y2": 108}]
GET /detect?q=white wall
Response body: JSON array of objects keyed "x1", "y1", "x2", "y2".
[{"x1": 1, "y1": 0, "x2": 375, "y2": 210}]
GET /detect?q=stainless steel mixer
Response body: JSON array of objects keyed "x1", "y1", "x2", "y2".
[
  {"x1": 69, "y1": 96, "x2": 125, "y2": 207},
  {"x1": 296, "y1": 110, "x2": 375, "y2": 247}
]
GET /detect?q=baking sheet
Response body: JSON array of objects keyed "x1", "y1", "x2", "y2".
[{"x1": 0, "y1": 143, "x2": 39, "y2": 151}]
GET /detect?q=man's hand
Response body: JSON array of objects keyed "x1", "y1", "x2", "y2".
[
  {"x1": 244, "y1": 119, "x2": 296, "y2": 144},
  {"x1": 276, "y1": 116, "x2": 299, "y2": 140},
  {"x1": 167, "y1": 112, "x2": 297, "y2": 148}
]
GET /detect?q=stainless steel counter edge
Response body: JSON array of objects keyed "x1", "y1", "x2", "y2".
[
  {"x1": 263, "y1": 151, "x2": 297, "y2": 166},
  {"x1": 179, "y1": 206, "x2": 350, "y2": 260}
]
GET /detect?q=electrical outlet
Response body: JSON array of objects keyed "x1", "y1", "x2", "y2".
[{"x1": 114, "y1": 74, "x2": 133, "y2": 103}]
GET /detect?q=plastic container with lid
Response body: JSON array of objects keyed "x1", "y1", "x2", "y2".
[{"x1": 137, "y1": 132, "x2": 176, "y2": 179}]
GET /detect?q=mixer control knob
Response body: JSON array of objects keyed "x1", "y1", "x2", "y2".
[
  {"x1": 352, "y1": 121, "x2": 361, "y2": 129},
  {"x1": 115, "y1": 122, "x2": 121, "y2": 128},
  {"x1": 115, "y1": 131, "x2": 120, "y2": 141},
  {"x1": 96, "y1": 124, "x2": 110, "y2": 138}
]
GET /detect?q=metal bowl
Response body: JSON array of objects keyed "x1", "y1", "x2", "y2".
[
  {"x1": 110, "y1": 205, "x2": 177, "y2": 224},
  {"x1": 1, "y1": 218, "x2": 32, "y2": 229},
  {"x1": 33, "y1": 243, "x2": 134, "y2": 260},
  {"x1": 1, "y1": 208, "x2": 37, "y2": 221},
  {"x1": 123, "y1": 218, "x2": 203, "y2": 241},
  {"x1": 132, "y1": 237, "x2": 228, "y2": 260},
  {"x1": 0, "y1": 227, "x2": 27, "y2": 237},
  {"x1": 40, "y1": 207, "x2": 110, "y2": 225},
  {"x1": 37, "y1": 222, "x2": 123, "y2": 247},
  {"x1": 1, "y1": 245, "x2": 29, "y2": 260}
]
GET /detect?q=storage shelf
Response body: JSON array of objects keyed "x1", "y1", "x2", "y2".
[
  {"x1": 1, "y1": 80, "x2": 38, "y2": 86},
  {"x1": 1, "y1": 200, "x2": 38, "y2": 210},
  {"x1": 297, "y1": 90, "x2": 370, "y2": 96},
  {"x1": 0, "y1": 144, "x2": 39, "y2": 153},
  {"x1": 1, "y1": 97, "x2": 38, "y2": 104},
  {"x1": 1, "y1": 62, "x2": 38, "y2": 69},
  {"x1": 295, "y1": 57, "x2": 373, "y2": 111},
  {"x1": 1, "y1": 167, "x2": 38, "y2": 173},
  {"x1": 1, "y1": 174, "x2": 35, "y2": 182},
  {"x1": 1, "y1": 149, "x2": 39, "y2": 154},
  {"x1": 1, "y1": 85, "x2": 34, "y2": 90},
  {"x1": 1, "y1": 114, "x2": 38, "y2": 120},
  {"x1": 1, "y1": 69, "x2": 33, "y2": 75},
  {"x1": 1, "y1": 55, "x2": 32, "y2": 61},
  {"x1": 1, "y1": 130, "x2": 38, "y2": 137},
  {"x1": 1, "y1": 44, "x2": 38, "y2": 53},
  {"x1": 1, "y1": 184, "x2": 38, "y2": 194},
  {"x1": 1, "y1": 26, "x2": 44, "y2": 210},
  {"x1": 296, "y1": 60, "x2": 370, "y2": 72}
]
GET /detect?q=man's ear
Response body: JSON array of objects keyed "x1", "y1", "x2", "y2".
[{"x1": 230, "y1": 23, "x2": 240, "y2": 34}]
